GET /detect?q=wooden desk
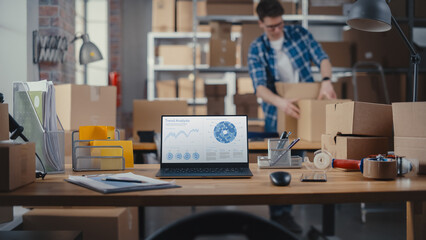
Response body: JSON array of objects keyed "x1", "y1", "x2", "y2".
[{"x1": 4, "y1": 165, "x2": 424, "y2": 239}]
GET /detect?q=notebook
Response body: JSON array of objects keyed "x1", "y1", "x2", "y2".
[{"x1": 156, "y1": 115, "x2": 253, "y2": 178}]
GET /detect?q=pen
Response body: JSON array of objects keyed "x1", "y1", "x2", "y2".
[
  {"x1": 102, "y1": 178, "x2": 144, "y2": 183},
  {"x1": 270, "y1": 138, "x2": 300, "y2": 166}
]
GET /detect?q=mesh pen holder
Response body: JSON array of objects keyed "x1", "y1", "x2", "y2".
[
  {"x1": 72, "y1": 129, "x2": 125, "y2": 171},
  {"x1": 257, "y1": 138, "x2": 302, "y2": 169}
]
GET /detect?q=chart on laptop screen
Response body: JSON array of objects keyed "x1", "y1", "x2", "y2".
[{"x1": 162, "y1": 116, "x2": 247, "y2": 163}]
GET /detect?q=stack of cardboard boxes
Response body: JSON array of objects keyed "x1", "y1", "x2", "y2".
[
  {"x1": 322, "y1": 101, "x2": 392, "y2": 160},
  {"x1": 393, "y1": 102, "x2": 426, "y2": 174},
  {"x1": 209, "y1": 21, "x2": 236, "y2": 67},
  {"x1": 55, "y1": 84, "x2": 117, "y2": 160},
  {"x1": 205, "y1": 84, "x2": 227, "y2": 115}
]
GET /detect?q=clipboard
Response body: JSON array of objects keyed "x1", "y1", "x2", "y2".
[{"x1": 13, "y1": 81, "x2": 65, "y2": 173}]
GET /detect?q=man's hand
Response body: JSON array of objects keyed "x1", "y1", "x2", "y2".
[
  {"x1": 276, "y1": 98, "x2": 300, "y2": 119},
  {"x1": 318, "y1": 80, "x2": 337, "y2": 100}
]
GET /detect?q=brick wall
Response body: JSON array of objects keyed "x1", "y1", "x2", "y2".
[{"x1": 39, "y1": 0, "x2": 76, "y2": 84}]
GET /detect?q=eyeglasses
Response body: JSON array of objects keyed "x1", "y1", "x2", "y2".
[{"x1": 265, "y1": 21, "x2": 284, "y2": 30}]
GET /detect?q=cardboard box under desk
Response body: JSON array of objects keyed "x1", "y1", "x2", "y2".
[
  {"x1": 23, "y1": 207, "x2": 138, "y2": 240},
  {"x1": 206, "y1": 0, "x2": 253, "y2": 16},
  {"x1": 207, "y1": 97, "x2": 225, "y2": 115},
  {"x1": 325, "y1": 101, "x2": 393, "y2": 137},
  {"x1": 55, "y1": 84, "x2": 117, "y2": 131},
  {"x1": 392, "y1": 102, "x2": 426, "y2": 138},
  {"x1": 395, "y1": 137, "x2": 426, "y2": 174},
  {"x1": 297, "y1": 99, "x2": 350, "y2": 142},
  {"x1": 152, "y1": 0, "x2": 175, "y2": 32},
  {"x1": 133, "y1": 100, "x2": 188, "y2": 141},
  {"x1": 0, "y1": 142, "x2": 35, "y2": 191},
  {"x1": 0, "y1": 103, "x2": 9, "y2": 141},
  {"x1": 322, "y1": 134, "x2": 389, "y2": 160}
]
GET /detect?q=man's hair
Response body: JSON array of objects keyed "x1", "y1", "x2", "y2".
[{"x1": 256, "y1": 0, "x2": 285, "y2": 22}]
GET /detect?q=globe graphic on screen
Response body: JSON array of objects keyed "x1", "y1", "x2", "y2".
[{"x1": 214, "y1": 121, "x2": 237, "y2": 144}]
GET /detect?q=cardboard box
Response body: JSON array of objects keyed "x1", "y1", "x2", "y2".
[
  {"x1": 338, "y1": 73, "x2": 407, "y2": 103},
  {"x1": 206, "y1": 0, "x2": 253, "y2": 15},
  {"x1": 207, "y1": 97, "x2": 225, "y2": 115},
  {"x1": 210, "y1": 22, "x2": 232, "y2": 40},
  {"x1": 392, "y1": 102, "x2": 426, "y2": 138},
  {"x1": 55, "y1": 84, "x2": 117, "y2": 131},
  {"x1": 177, "y1": 1, "x2": 207, "y2": 32},
  {"x1": 297, "y1": 99, "x2": 349, "y2": 142},
  {"x1": 0, "y1": 142, "x2": 35, "y2": 191},
  {"x1": 325, "y1": 101, "x2": 393, "y2": 137},
  {"x1": 234, "y1": 94, "x2": 258, "y2": 118},
  {"x1": 319, "y1": 42, "x2": 353, "y2": 68},
  {"x1": 23, "y1": 207, "x2": 138, "y2": 240},
  {"x1": 0, "y1": 207, "x2": 13, "y2": 224},
  {"x1": 309, "y1": 6, "x2": 343, "y2": 15},
  {"x1": 209, "y1": 39, "x2": 236, "y2": 67},
  {"x1": 0, "y1": 103, "x2": 9, "y2": 140},
  {"x1": 241, "y1": 23, "x2": 264, "y2": 67},
  {"x1": 152, "y1": 0, "x2": 175, "y2": 32},
  {"x1": 254, "y1": 1, "x2": 298, "y2": 15},
  {"x1": 187, "y1": 105, "x2": 208, "y2": 115},
  {"x1": 133, "y1": 100, "x2": 188, "y2": 139},
  {"x1": 248, "y1": 120, "x2": 264, "y2": 132},
  {"x1": 157, "y1": 45, "x2": 201, "y2": 65},
  {"x1": 394, "y1": 137, "x2": 426, "y2": 174},
  {"x1": 204, "y1": 84, "x2": 227, "y2": 97},
  {"x1": 156, "y1": 80, "x2": 176, "y2": 98},
  {"x1": 237, "y1": 77, "x2": 255, "y2": 94},
  {"x1": 178, "y1": 78, "x2": 204, "y2": 99},
  {"x1": 322, "y1": 134, "x2": 389, "y2": 160}
]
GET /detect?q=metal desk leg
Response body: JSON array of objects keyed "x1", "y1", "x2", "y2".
[
  {"x1": 322, "y1": 204, "x2": 335, "y2": 236},
  {"x1": 139, "y1": 206, "x2": 145, "y2": 239}
]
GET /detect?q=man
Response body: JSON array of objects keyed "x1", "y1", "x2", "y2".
[{"x1": 248, "y1": 0, "x2": 337, "y2": 234}]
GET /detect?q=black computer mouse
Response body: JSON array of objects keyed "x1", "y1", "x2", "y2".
[{"x1": 270, "y1": 171, "x2": 291, "y2": 186}]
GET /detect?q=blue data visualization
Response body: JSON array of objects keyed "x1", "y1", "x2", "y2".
[{"x1": 214, "y1": 121, "x2": 237, "y2": 144}]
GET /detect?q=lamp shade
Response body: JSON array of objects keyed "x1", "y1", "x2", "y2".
[
  {"x1": 347, "y1": 0, "x2": 392, "y2": 32},
  {"x1": 79, "y1": 34, "x2": 103, "y2": 65}
]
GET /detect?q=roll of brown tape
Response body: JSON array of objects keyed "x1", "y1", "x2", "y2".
[{"x1": 363, "y1": 159, "x2": 397, "y2": 180}]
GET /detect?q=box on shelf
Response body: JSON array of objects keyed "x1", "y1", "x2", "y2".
[
  {"x1": 392, "y1": 102, "x2": 426, "y2": 138},
  {"x1": 234, "y1": 94, "x2": 258, "y2": 118},
  {"x1": 297, "y1": 99, "x2": 349, "y2": 142},
  {"x1": 210, "y1": 22, "x2": 232, "y2": 40},
  {"x1": 23, "y1": 207, "x2": 138, "y2": 240},
  {"x1": 157, "y1": 45, "x2": 201, "y2": 65},
  {"x1": 187, "y1": 105, "x2": 208, "y2": 115},
  {"x1": 178, "y1": 78, "x2": 204, "y2": 99},
  {"x1": 156, "y1": 79, "x2": 177, "y2": 98},
  {"x1": 254, "y1": 1, "x2": 298, "y2": 15},
  {"x1": 207, "y1": 97, "x2": 225, "y2": 115},
  {"x1": 204, "y1": 84, "x2": 227, "y2": 97},
  {"x1": 237, "y1": 77, "x2": 255, "y2": 94},
  {"x1": 209, "y1": 39, "x2": 236, "y2": 67},
  {"x1": 0, "y1": 142, "x2": 35, "y2": 191},
  {"x1": 152, "y1": 0, "x2": 175, "y2": 32},
  {"x1": 241, "y1": 23, "x2": 264, "y2": 67},
  {"x1": 325, "y1": 101, "x2": 393, "y2": 137},
  {"x1": 338, "y1": 73, "x2": 407, "y2": 103},
  {"x1": 133, "y1": 100, "x2": 188, "y2": 139},
  {"x1": 206, "y1": 0, "x2": 253, "y2": 16},
  {"x1": 394, "y1": 137, "x2": 426, "y2": 174},
  {"x1": 176, "y1": 0, "x2": 207, "y2": 32},
  {"x1": 0, "y1": 103, "x2": 9, "y2": 141},
  {"x1": 319, "y1": 42, "x2": 353, "y2": 68},
  {"x1": 309, "y1": 6, "x2": 343, "y2": 15},
  {"x1": 55, "y1": 84, "x2": 116, "y2": 131},
  {"x1": 322, "y1": 134, "x2": 389, "y2": 160}
]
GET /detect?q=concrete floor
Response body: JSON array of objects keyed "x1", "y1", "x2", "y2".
[{"x1": 143, "y1": 203, "x2": 406, "y2": 240}]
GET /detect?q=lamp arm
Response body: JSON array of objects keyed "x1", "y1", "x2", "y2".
[{"x1": 391, "y1": 16, "x2": 419, "y2": 58}]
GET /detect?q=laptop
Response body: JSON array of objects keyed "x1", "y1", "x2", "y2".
[{"x1": 156, "y1": 115, "x2": 253, "y2": 178}]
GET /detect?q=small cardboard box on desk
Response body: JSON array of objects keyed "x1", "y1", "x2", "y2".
[
  {"x1": 23, "y1": 207, "x2": 138, "y2": 240},
  {"x1": 322, "y1": 101, "x2": 393, "y2": 160},
  {"x1": 393, "y1": 102, "x2": 426, "y2": 174},
  {"x1": 0, "y1": 103, "x2": 9, "y2": 140},
  {"x1": 0, "y1": 142, "x2": 35, "y2": 191}
]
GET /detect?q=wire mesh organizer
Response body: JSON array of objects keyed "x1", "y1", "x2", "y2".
[
  {"x1": 257, "y1": 138, "x2": 302, "y2": 169},
  {"x1": 72, "y1": 129, "x2": 125, "y2": 171}
]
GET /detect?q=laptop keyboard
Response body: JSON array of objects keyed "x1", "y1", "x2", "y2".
[{"x1": 161, "y1": 167, "x2": 252, "y2": 177}]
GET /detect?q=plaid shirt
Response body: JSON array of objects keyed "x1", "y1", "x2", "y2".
[{"x1": 248, "y1": 25, "x2": 328, "y2": 132}]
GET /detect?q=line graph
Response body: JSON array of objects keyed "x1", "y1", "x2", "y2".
[{"x1": 164, "y1": 129, "x2": 199, "y2": 142}]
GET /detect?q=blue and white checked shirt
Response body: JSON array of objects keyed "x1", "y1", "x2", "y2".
[{"x1": 248, "y1": 25, "x2": 328, "y2": 132}]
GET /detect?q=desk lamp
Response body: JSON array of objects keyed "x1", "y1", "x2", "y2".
[
  {"x1": 71, "y1": 33, "x2": 103, "y2": 65},
  {"x1": 346, "y1": 0, "x2": 421, "y2": 101}
]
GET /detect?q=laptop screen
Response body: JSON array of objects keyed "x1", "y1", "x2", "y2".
[{"x1": 161, "y1": 116, "x2": 248, "y2": 164}]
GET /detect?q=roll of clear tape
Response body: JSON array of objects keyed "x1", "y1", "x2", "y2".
[{"x1": 313, "y1": 150, "x2": 332, "y2": 170}]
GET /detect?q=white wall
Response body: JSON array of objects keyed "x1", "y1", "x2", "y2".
[{"x1": 0, "y1": 0, "x2": 38, "y2": 112}]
